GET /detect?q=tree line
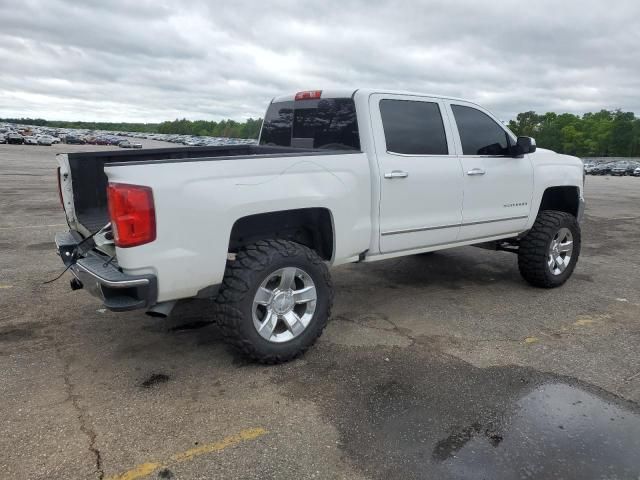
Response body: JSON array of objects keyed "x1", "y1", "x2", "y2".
[
  {"x1": 507, "y1": 110, "x2": 640, "y2": 157},
  {"x1": 3, "y1": 109, "x2": 640, "y2": 156}
]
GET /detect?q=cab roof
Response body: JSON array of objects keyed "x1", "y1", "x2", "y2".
[{"x1": 271, "y1": 88, "x2": 470, "y2": 104}]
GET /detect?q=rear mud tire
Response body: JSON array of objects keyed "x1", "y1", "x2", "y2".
[{"x1": 214, "y1": 239, "x2": 333, "y2": 364}]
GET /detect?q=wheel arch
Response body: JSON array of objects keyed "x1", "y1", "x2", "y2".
[
  {"x1": 536, "y1": 185, "x2": 581, "y2": 218},
  {"x1": 228, "y1": 208, "x2": 335, "y2": 261}
]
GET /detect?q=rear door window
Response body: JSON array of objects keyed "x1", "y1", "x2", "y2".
[
  {"x1": 260, "y1": 98, "x2": 360, "y2": 150},
  {"x1": 379, "y1": 99, "x2": 448, "y2": 155}
]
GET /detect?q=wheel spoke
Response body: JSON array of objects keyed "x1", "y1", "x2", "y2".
[
  {"x1": 254, "y1": 287, "x2": 273, "y2": 305},
  {"x1": 258, "y1": 311, "x2": 278, "y2": 340},
  {"x1": 282, "y1": 311, "x2": 305, "y2": 336},
  {"x1": 556, "y1": 256, "x2": 567, "y2": 272},
  {"x1": 279, "y1": 267, "x2": 297, "y2": 290},
  {"x1": 559, "y1": 241, "x2": 573, "y2": 253},
  {"x1": 293, "y1": 286, "x2": 316, "y2": 304}
]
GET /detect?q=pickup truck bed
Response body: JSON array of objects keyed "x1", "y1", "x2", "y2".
[{"x1": 63, "y1": 144, "x2": 322, "y2": 234}]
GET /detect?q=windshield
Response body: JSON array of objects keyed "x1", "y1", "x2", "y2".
[{"x1": 259, "y1": 97, "x2": 360, "y2": 150}]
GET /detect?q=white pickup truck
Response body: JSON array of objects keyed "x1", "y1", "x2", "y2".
[{"x1": 55, "y1": 89, "x2": 585, "y2": 363}]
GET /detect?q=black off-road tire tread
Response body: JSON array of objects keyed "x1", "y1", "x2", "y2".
[
  {"x1": 214, "y1": 239, "x2": 333, "y2": 364},
  {"x1": 518, "y1": 210, "x2": 580, "y2": 288}
]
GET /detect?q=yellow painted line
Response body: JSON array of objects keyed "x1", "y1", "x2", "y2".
[
  {"x1": 573, "y1": 318, "x2": 596, "y2": 326},
  {"x1": 524, "y1": 336, "x2": 539, "y2": 344},
  {"x1": 106, "y1": 427, "x2": 267, "y2": 480},
  {"x1": 0, "y1": 285, "x2": 13, "y2": 289},
  {"x1": 110, "y1": 463, "x2": 160, "y2": 480}
]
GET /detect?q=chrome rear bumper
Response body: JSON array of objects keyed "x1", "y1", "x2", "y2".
[{"x1": 55, "y1": 231, "x2": 157, "y2": 311}]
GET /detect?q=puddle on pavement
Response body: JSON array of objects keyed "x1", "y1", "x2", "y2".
[
  {"x1": 438, "y1": 383, "x2": 640, "y2": 479},
  {"x1": 274, "y1": 345, "x2": 640, "y2": 480}
]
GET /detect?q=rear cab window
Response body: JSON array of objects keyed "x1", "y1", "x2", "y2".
[{"x1": 259, "y1": 96, "x2": 360, "y2": 150}]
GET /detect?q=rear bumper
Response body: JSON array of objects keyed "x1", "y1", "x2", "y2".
[{"x1": 55, "y1": 231, "x2": 157, "y2": 312}]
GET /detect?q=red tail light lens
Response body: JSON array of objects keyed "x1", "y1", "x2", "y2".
[
  {"x1": 295, "y1": 90, "x2": 322, "y2": 101},
  {"x1": 107, "y1": 183, "x2": 156, "y2": 248}
]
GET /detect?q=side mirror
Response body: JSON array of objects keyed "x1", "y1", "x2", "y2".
[{"x1": 514, "y1": 136, "x2": 536, "y2": 155}]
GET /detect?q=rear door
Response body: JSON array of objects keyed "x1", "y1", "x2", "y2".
[
  {"x1": 446, "y1": 102, "x2": 533, "y2": 240},
  {"x1": 370, "y1": 94, "x2": 464, "y2": 253}
]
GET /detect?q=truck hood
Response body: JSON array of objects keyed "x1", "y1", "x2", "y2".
[{"x1": 530, "y1": 148, "x2": 582, "y2": 167}]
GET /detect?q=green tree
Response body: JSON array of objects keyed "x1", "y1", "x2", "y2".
[{"x1": 507, "y1": 109, "x2": 638, "y2": 157}]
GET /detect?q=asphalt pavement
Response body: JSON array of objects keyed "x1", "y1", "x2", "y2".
[{"x1": 1, "y1": 141, "x2": 639, "y2": 479}]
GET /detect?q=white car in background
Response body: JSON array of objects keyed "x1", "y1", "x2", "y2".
[
  {"x1": 37, "y1": 135, "x2": 55, "y2": 146},
  {"x1": 24, "y1": 136, "x2": 39, "y2": 145},
  {"x1": 634, "y1": 167, "x2": 640, "y2": 177},
  {"x1": 118, "y1": 140, "x2": 143, "y2": 149}
]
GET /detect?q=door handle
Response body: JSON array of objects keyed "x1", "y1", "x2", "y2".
[
  {"x1": 466, "y1": 168, "x2": 486, "y2": 176},
  {"x1": 384, "y1": 170, "x2": 409, "y2": 179}
]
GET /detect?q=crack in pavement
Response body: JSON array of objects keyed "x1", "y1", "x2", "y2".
[
  {"x1": 335, "y1": 314, "x2": 523, "y2": 346},
  {"x1": 55, "y1": 343, "x2": 104, "y2": 479}
]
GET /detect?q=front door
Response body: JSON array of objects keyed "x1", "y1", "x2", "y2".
[
  {"x1": 370, "y1": 94, "x2": 464, "y2": 253},
  {"x1": 446, "y1": 102, "x2": 534, "y2": 240}
]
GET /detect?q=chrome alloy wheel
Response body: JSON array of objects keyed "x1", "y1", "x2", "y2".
[
  {"x1": 252, "y1": 267, "x2": 317, "y2": 343},
  {"x1": 548, "y1": 227, "x2": 574, "y2": 275}
]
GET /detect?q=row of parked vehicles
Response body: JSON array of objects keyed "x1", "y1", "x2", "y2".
[
  {"x1": 126, "y1": 132, "x2": 256, "y2": 147},
  {"x1": 0, "y1": 125, "x2": 143, "y2": 149},
  {"x1": 1, "y1": 122, "x2": 257, "y2": 149},
  {"x1": 584, "y1": 160, "x2": 640, "y2": 176},
  {"x1": 1, "y1": 132, "x2": 60, "y2": 145}
]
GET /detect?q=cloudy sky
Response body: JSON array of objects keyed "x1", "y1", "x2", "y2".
[{"x1": 1, "y1": 0, "x2": 639, "y2": 122}]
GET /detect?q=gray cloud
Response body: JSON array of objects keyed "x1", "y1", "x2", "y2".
[{"x1": 1, "y1": 0, "x2": 639, "y2": 122}]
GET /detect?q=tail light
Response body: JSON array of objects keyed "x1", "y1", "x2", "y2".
[
  {"x1": 107, "y1": 183, "x2": 156, "y2": 248},
  {"x1": 295, "y1": 90, "x2": 322, "y2": 101}
]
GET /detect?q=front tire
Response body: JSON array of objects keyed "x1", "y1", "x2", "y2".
[
  {"x1": 518, "y1": 210, "x2": 581, "y2": 288},
  {"x1": 214, "y1": 239, "x2": 333, "y2": 363}
]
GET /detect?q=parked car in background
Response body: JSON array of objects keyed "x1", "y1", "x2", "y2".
[
  {"x1": 118, "y1": 140, "x2": 142, "y2": 149},
  {"x1": 590, "y1": 163, "x2": 613, "y2": 175},
  {"x1": 65, "y1": 136, "x2": 86, "y2": 145},
  {"x1": 627, "y1": 161, "x2": 640, "y2": 175},
  {"x1": 183, "y1": 137, "x2": 208, "y2": 147},
  {"x1": 7, "y1": 133, "x2": 24, "y2": 144},
  {"x1": 0, "y1": 134, "x2": 5, "y2": 144},
  {"x1": 634, "y1": 167, "x2": 640, "y2": 177},
  {"x1": 610, "y1": 163, "x2": 630, "y2": 176},
  {"x1": 24, "y1": 136, "x2": 39, "y2": 145},
  {"x1": 37, "y1": 135, "x2": 55, "y2": 146}
]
